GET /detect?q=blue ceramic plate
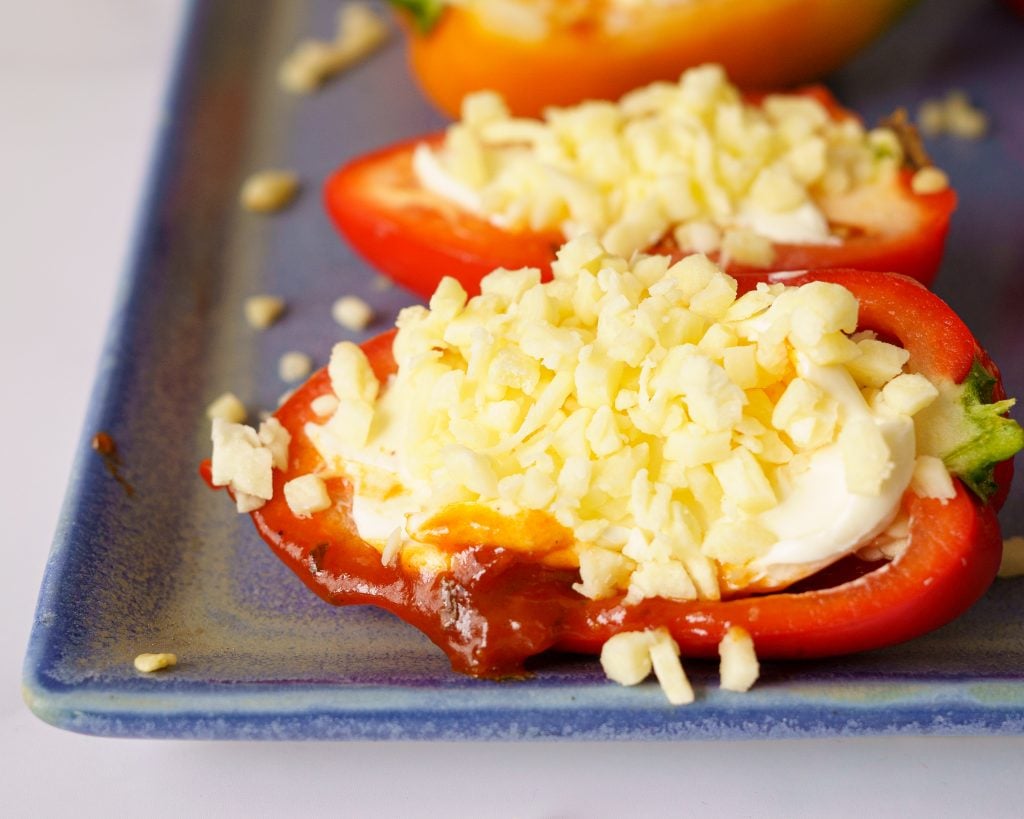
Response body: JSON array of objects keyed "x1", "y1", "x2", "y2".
[{"x1": 23, "y1": 0, "x2": 1024, "y2": 739}]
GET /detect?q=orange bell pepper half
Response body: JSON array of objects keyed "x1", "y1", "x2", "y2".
[{"x1": 390, "y1": 0, "x2": 916, "y2": 117}]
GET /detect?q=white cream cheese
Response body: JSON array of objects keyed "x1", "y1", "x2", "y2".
[
  {"x1": 737, "y1": 201, "x2": 841, "y2": 247},
  {"x1": 750, "y1": 359, "x2": 915, "y2": 586}
]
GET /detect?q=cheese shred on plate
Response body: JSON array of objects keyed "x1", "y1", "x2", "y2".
[
  {"x1": 412, "y1": 63, "x2": 912, "y2": 265},
  {"x1": 210, "y1": 236, "x2": 954, "y2": 703}
]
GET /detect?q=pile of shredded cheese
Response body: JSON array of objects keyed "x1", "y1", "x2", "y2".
[{"x1": 415, "y1": 64, "x2": 907, "y2": 265}]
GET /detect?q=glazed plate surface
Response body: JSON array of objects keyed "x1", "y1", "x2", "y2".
[{"x1": 24, "y1": 0, "x2": 1024, "y2": 739}]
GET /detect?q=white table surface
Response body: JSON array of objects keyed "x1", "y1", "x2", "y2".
[{"x1": 3, "y1": 2, "x2": 1023, "y2": 816}]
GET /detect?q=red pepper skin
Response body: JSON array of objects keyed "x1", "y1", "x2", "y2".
[
  {"x1": 204, "y1": 272, "x2": 1008, "y2": 676},
  {"x1": 324, "y1": 98, "x2": 956, "y2": 299}
]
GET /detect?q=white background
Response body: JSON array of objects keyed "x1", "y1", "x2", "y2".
[{"x1": 3, "y1": 2, "x2": 1023, "y2": 816}]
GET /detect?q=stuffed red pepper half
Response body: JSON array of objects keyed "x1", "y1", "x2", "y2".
[
  {"x1": 326, "y1": 65, "x2": 955, "y2": 299},
  {"x1": 205, "y1": 237, "x2": 1019, "y2": 696}
]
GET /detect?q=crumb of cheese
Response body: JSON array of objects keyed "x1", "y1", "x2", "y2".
[
  {"x1": 721, "y1": 229, "x2": 775, "y2": 268},
  {"x1": 134, "y1": 653, "x2": 177, "y2": 673},
  {"x1": 244, "y1": 295, "x2": 286, "y2": 329},
  {"x1": 210, "y1": 417, "x2": 291, "y2": 513},
  {"x1": 284, "y1": 474, "x2": 332, "y2": 518},
  {"x1": 917, "y1": 99, "x2": 945, "y2": 138},
  {"x1": 332, "y1": 295, "x2": 374, "y2": 331},
  {"x1": 649, "y1": 637, "x2": 695, "y2": 705},
  {"x1": 910, "y1": 166, "x2": 950, "y2": 196},
  {"x1": 917, "y1": 90, "x2": 988, "y2": 140},
  {"x1": 999, "y1": 536, "x2": 1024, "y2": 578},
  {"x1": 381, "y1": 527, "x2": 403, "y2": 566},
  {"x1": 718, "y1": 626, "x2": 759, "y2": 692},
  {"x1": 279, "y1": 351, "x2": 313, "y2": 383},
  {"x1": 310, "y1": 394, "x2": 340, "y2": 417},
  {"x1": 600, "y1": 628, "x2": 693, "y2": 705},
  {"x1": 206, "y1": 392, "x2": 247, "y2": 423},
  {"x1": 240, "y1": 170, "x2": 300, "y2": 213},
  {"x1": 600, "y1": 631, "x2": 654, "y2": 685},
  {"x1": 278, "y1": 3, "x2": 389, "y2": 93},
  {"x1": 259, "y1": 417, "x2": 290, "y2": 471},
  {"x1": 910, "y1": 455, "x2": 956, "y2": 503},
  {"x1": 881, "y1": 372, "x2": 938, "y2": 416}
]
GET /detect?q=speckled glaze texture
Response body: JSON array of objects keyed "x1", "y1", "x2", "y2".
[{"x1": 23, "y1": 0, "x2": 1024, "y2": 739}]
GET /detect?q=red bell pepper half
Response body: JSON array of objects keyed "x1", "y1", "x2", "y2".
[
  {"x1": 324, "y1": 92, "x2": 956, "y2": 300},
  {"x1": 204, "y1": 270, "x2": 1019, "y2": 677}
]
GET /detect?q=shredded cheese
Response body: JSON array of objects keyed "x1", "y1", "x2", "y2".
[
  {"x1": 284, "y1": 474, "x2": 332, "y2": 518},
  {"x1": 910, "y1": 167, "x2": 950, "y2": 196},
  {"x1": 918, "y1": 90, "x2": 989, "y2": 140},
  {"x1": 134, "y1": 653, "x2": 177, "y2": 673},
  {"x1": 210, "y1": 417, "x2": 291, "y2": 513},
  {"x1": 278, "y1": 3, "x2": 389, "y2": 93},
  {"x1": 718, "y1": 626, "x2": 759, "y2": 692},
  {"x1": 302, "y1": 237, "x2": 941, "y2": 601},
  {"x1": 600, "y1": 628, "x2": 693, "y2": 704},
  {"x1": 416, "y1": 64, "x2": 912, "y2": 261}
]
